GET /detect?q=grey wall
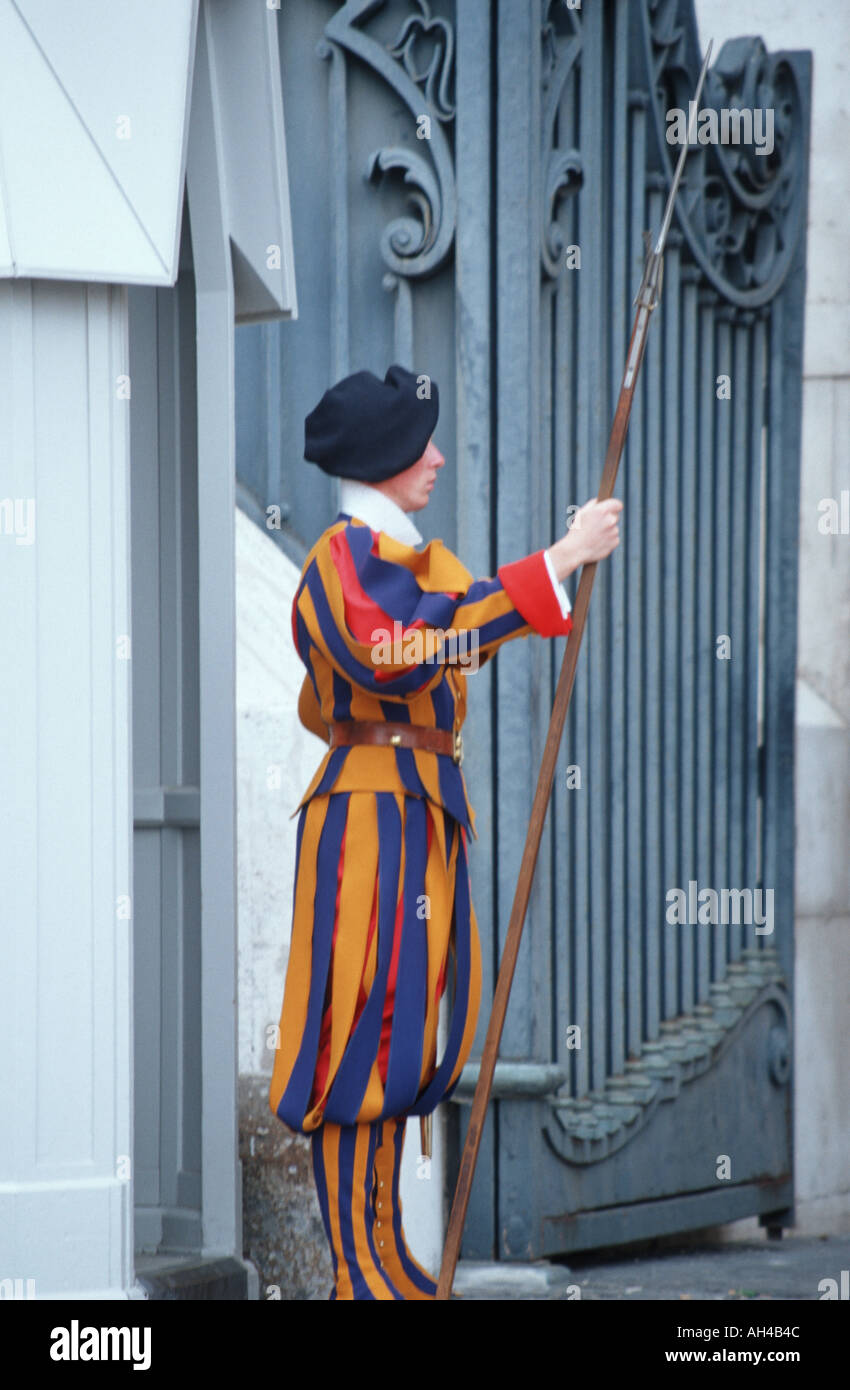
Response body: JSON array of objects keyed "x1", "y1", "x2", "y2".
[{"x1": 129, "y1": 230, "x2": 203, "y2": 1255}]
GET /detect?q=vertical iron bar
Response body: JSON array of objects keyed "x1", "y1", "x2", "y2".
[
  {"x1": 553, "y1": 56, "x2": 579, "y2": 1096},
  {"x1": 695, "y1": 288, "x2": 718, "y2": 1003},
  {"x1": 729, "y1": 316, "x2": 752, "y2": 961},
  {"x1": 642, "y1": 182, "x2": 663, "y2": 1039},
  {"x1": 712, "y1": 308, "x2": 734, "y2": 981},
  {"x1": 661, "y1": 231, "x2": 682, "y2": 1020},
  {"x1": 679, "y1": 263, "x2": 700, "y2": 1015},
  {"x1": 607, "y1": 0, "x2": 629, "y2": 1081},
  {"x1": 573, "y1": 4, "x2": 605, "y2": 1096},
  {"x1": 587, "y1": 2, "x2": 609, "y2": 1096},
  {"x1": 453, "y1": 0, "x2": 496, "y2": 1259},
  {"x1": 625, "y1": 89, "x2": 648, "y2": 1059},
  {"x1": 697, "y1": 293, "x2": 716, "y2": 1006},
  {"x1": 745, "y1": 315, "x2": 767, "y2": 954},
  {"x1": 325, "y1": 41, "x2": 349, "y2": 383}
]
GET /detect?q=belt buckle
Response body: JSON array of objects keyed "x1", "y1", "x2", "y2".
[{"x1": 453, "y1": 728, "x2": 463, "y2": 766}]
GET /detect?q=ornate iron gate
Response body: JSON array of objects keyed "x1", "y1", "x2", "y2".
[{"x1": 236, "y1": 0, "x2": 810, "y2": 1258}]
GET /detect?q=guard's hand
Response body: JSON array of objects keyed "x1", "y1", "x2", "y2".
[{"x1": 547, "y1": 497, "x2": 623, "y2": 579}]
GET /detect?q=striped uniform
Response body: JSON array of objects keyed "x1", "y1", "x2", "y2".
[{"x1": 268, "y1": 510, "x2": 572, "y2": 1296}]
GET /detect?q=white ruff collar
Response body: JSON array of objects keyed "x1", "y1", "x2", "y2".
[{"x1": 338, "y1": 477, "x2": 423, "y2": 547}]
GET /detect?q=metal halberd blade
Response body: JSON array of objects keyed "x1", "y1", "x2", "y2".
[
  {"x1": 654, "y1": 38, "x2": 714, "y2": 257},
  {"x1": 632, "y1": 39, "x2": 713, "y2": 314}
]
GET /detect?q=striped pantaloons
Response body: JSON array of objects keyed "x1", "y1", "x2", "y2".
[
  {"x1": 270, "y1": 790, "x2": 482, "y2": 1299},
  {"x1": 269, "y1": 790, "x2": 482, "y2": 1130},
  {"x1": 311, "y1": 1116, "x2": 437, "y2": 1300}
]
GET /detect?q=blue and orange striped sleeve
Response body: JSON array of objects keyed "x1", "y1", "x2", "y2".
[{"x1": 293, "y1": 520, "x2": 572, "y2": 698}]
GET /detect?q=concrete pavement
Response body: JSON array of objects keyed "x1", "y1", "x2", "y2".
[{"x1": 452, "y1": 1233, "x2": 850, "y2": 1300}]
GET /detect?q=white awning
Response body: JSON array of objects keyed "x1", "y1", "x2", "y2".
[
  {"x1": 0, "y1": 0, "x2": 198, "y2": 285},
  {"x1": 0, "y1": 0, "x2": 297, "y2": 315}
]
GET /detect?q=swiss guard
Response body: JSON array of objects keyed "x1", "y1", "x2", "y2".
[{"x1": 268, "y1": 363, "x2": 622, "y2": 1299}]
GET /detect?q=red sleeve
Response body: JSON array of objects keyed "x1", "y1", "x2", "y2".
[{"x1": 497, "y1": 549, "x2": 573, "y2": 638}]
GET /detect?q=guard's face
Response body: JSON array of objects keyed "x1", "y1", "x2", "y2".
[{"x1": 378, "y1": 437, "x2": 445, "y2": 513}]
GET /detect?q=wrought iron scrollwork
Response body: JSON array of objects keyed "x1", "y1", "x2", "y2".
[
  {"x1": 541, "y1": 0, "x2": 583, "y2": 279},
  {"x1": 387, "y1": 1, "x2": 455, "y2": 121},
  {"x1": 641, "y1": 0, "x2": 806, "y2": 305},
  {"x1": 366, "y1": 147, "x2": 441, "y2": 264},
  {"x1": 323, "y1": 0, "x2": 456, "y2": 279},
  {"x1": 544, "y1": 952, "x2": 791, "y2": 1167}
]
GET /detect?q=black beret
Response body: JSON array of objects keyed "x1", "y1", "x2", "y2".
[{"x1": 304, "y1": 363, "x2": 439, "y2": 482}]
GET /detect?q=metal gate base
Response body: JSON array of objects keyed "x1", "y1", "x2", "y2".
[{"x1": 542, "y1": 1179, "x2": 794, "y2": 1257}]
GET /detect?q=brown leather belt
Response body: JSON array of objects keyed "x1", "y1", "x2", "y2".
[{"x1": 329, "y1": 719, "x2": 463, "y2": 765}]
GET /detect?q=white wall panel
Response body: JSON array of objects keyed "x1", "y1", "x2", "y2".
[{"x1": 0, "y1": 279, "x2": 136, "y2": 1297}]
